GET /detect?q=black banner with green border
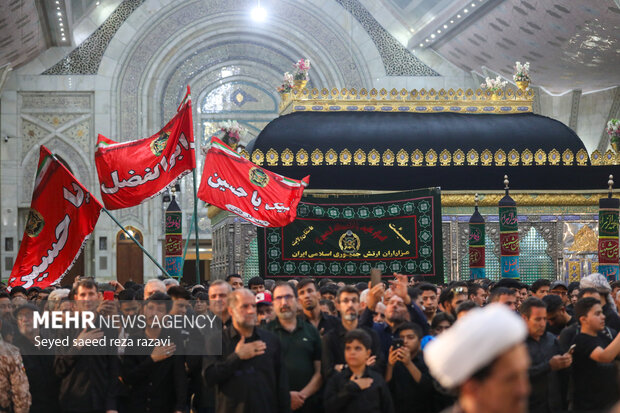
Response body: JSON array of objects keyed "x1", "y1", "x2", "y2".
[{"x1": 258, "y1": 188, "x2": 443, "y2": 283}]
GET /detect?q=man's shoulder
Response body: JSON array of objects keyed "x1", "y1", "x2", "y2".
[{"x1": 255, "y1": 326, "x2": 279, "y2": 342}]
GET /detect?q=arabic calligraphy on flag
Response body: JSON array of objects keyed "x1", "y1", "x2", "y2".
[
  {"x1": 95, "y1": 95, "x2": 195, "y2": 210},
  {"x1": 9, "y1": 146, "x2": 102, "y2": 290},
  {"x1": 197, "y1": 137, "x2": 309, "y2": 227}
]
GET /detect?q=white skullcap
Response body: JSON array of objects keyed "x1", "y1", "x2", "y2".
[{"x1": 425, "y1": 304, "x2": 527, "y2": 389}]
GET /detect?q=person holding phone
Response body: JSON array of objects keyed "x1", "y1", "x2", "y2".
[
  {"x1": 521, "y1": 297, "x2": 571, "y2": 413},
  {"x1": 385, "y1": 323, "x2": 433, "y2": 413}
]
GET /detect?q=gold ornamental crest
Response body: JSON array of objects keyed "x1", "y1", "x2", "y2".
[
  {"x1": 339, "y1": 230, "x2": 361, "y2": 253},
  {"x1": 150, "y1": 131, "x2": 170, "y2": 156},
  {"x1": 25, "y1": 209, "x2": 45, "y2": 237}
]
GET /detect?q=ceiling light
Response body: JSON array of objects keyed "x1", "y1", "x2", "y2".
[
  {"x1": 450, "y1": 20, "x2": 454, "y2": 23},
  {"x1": 471, "y1": 3, "x2": 475, "y2": 6},
  {"x1": 55, "y1": 0, "x2": 59, "y2": 3},
  {"x1": 425, "y1": 39, "x2": 429, "y2": 42},
  {"x1": 431, "y1": 34, "x2": 436, "y2": 38},
  {"x1": 57, "y1": 11, "x2": 62, "y2": 16},
  {"x1": 444, "y1": 24, "x2": 448, "y2": 28},
  {"x1": 250, "y1": 5, "x2": 267, "y2": 21},
  {"x1": 56, "y1": 6, "x2": 60, "y2": 10},
  {"x1": 419, "y1": 43, "x2": 424, "y2": 47},
  {"x1": 464, "y1": 8, "x2": 468, "y2": 13},
  {"x1": 96, "y1": 1, "x2": 100, "y2": 5},
  {"x1": 457, "y1": 14, "x2": 461, "y2": 18},
  {"x1": 62, "y1": 37, "x2": 66, "y2": 41},
  {"x1": 437, "y1": 29, "x2": 441, "y2": 33},
  {"x1": 59, "y1": 23, "x2": 63, "y2": 26}
]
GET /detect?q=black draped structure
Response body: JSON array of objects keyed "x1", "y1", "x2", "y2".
[{"x1": 246, "y1": 111, "x2": 615, "y2": 191}]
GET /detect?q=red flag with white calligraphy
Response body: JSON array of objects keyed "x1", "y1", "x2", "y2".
[
  {"x1": 198, "y1": 137, "x2": 309, "y2": 227},
  {"x1": 9, "y1": 146, "x2": 102, "y2": 290},
  {"x1": 95, "y1": 87, "x2": 195, "y2": 210}
]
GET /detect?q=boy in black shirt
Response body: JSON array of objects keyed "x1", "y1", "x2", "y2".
[
  {"x1": 324, "y1": 329, "x2": 394, "y2": 413},
  {"x1": 385, "y1": 322, "x2": 433, "y2": 413},
  {"x1": 571, "y1": 297, "x2": 620, "y2": 411}
]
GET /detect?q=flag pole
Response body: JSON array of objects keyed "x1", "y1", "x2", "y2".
[
  {"x1": 102, "y1": 208, "x2": 171, "y2": 278},
  {"x1": 181, "y1": 211, "x2": 194, "y2": 270},
  {"x1": 192, "y1": 169, "x2": 200, "y2": 285}
]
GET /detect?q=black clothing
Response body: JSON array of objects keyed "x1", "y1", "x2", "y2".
[
  {"x1": 359, "y1": 303, "x2": 429, "y2": 360},
  {"x1": 525, "y1": 333, "x2": 561, "y2": 413},
  {"x1": 203, "y1": 326, "x2": 290, "y2": 413},
  {"x1": 324, "y1": 366, "x2": 394, "y2": 413},
  {"x1": 303, "y1": 312, "x2": 340, "y2": 336},
  {"x1": 546, "y1": 316, "x2": 575, "y2": 337},
  {"x1": 120, "y1": 330, "x2": 187, "y2": 413},
  {"x1": 604, "y1": 303, "x2": 620, "y2": 332},
  {"x1": 321, "y1": 323, "x2": 385, "y2": 379},
  {"x1": 54, "y1": 353, "x2": 120, "y2": 412},
  {"x1": 387, "y1": 354, "x2": 433, "y2": 413},
  {"x1": 572, "y1": 332, "x2": 619, "y2": 411},
  {"x1": 12, "y1": 332, "x2": 61, "y2": 413}
]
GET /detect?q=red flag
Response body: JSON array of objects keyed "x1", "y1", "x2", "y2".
[
  {"x1": 95, "y1": 90, "x2": 195, "y2": 210},
  {"x1": 9, "y1": 146, "x2": 102, "y2": 290},
  {"x1": 198, "y1": 137, "x2": 309, "y2": 227}
]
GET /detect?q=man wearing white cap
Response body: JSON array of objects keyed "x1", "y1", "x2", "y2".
[{"x1": 425, "y1": 304, "x2": 530, "y2": 413}]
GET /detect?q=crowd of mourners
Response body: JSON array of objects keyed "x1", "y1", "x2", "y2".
[{"x1": 1, "y1": 272, "x2": 620, "y2": 413}]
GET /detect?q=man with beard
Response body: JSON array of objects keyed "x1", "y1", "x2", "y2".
[
  {"x1": 54, "y1": 277, "x2": 120, "y2": 413},
  {"x1": 12, "y1": 303, "x2": 60, "y2": 413},
  {"x1": 362, "y1": 279, "x2": 413, "y2": 360},
  {"x1": 204, "y1": 288, "x2": 290, "y2": 413},
  {"x1": 297, "y1": 278, "x2": 340, "y2": 336},
  {"x1": 322, "y1": 286, "x2": 384, "y2": 379},
  {"x1": 266, "y1": 282, "x2": 323, "y2": 412},
  {"x1": 208, "y1": 280, "x2": 232, "y2": 328},
  {"x1": 121, "y1": 292, "x2": 186, "y2": 413}
]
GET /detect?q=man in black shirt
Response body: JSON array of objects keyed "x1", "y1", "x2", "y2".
[
  {"x1": 571, "y1": 297, "x2": 620, "y2": 411},
  {"x1": 204, "y1": 288, "x2": 290, "y2": 413},
  {"x1": 322, "y1": 286, "x2": 383, "y2": 379},
  {"x1": 542, "y1": 294, "x2": 574, "y2": 337},
  {"x1": 53, "y1": 278, "x2": 120, "y2": 413},
  {"x1": 324, "y1": 329, "x2": 394, "y2": 413},
  {"x1": 385, "y1": 322, "x2": 433, "y2": 413},
  {"x1": 521, "y1": 297, "x2": 571, "y2": 413},
  {"x1": 121, "y1": 292, "x2": 186, "y2": 413},
  {"x1": 297, "y1": 278, "x2": 339, "y2": 336}
]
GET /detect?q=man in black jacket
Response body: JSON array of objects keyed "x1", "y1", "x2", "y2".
[
  {"x1": 53, "y1": 277, "x2": 120, "y2": 413},
  {"x1": 521, "y1": 297, "x2": 571, "y2": 413},
  {"x1": 204, "y1": 288, "x2": 290, "y2": 413},
  {"x1": 12, "y1": 303, "x2": 60, "y2": 413},
  {"x1": 120, "y1": 292, "x2": 186, "y2": 413}
]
